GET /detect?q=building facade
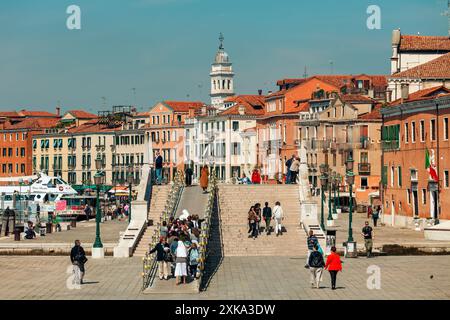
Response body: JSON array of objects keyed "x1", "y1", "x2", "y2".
[{"x1": 381, "y1": 87, "x2": 450, "y2": 226}]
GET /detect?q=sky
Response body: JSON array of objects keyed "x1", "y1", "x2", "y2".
[{"x1": 0, "y1": 0, "x2": 448, "y2": 113}]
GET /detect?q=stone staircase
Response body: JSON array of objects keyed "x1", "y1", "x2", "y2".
[
  {"x1": 133, "y1": 185, "x2": 170, "y2": 257},
  {"x1": 218, "y1": 184, "x2": 308, "y2": 257}
]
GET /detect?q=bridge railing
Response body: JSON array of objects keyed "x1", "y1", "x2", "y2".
[
  {"x1": 197, "y1": 170, "x2": 218, "y2": 291},
  {"x1": 141, "y1": 170, "x2": 184, "y2": 291}
]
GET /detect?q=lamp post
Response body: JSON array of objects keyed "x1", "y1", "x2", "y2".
[
  {"x1": 336, "y1": 173, "x2": 341, "y2": 215},
  {"x1": 127, "y1": 165, "x2": 133, "y2": 223},
  {"x1": 345, "y1": 154, "x2": 357, "y2": 258},
  {"x1": 327, "y1": 170, "x2": 334, "y2": 227},
  {"x1": 319, "y1": 164, "x2": 328, "y2": 231},
  {"x1": 92, "y1": 155, "x2": 105, "y2": 259},
  {"x1": 331, "y1": 172, "x2": 338, "y2": 220}
]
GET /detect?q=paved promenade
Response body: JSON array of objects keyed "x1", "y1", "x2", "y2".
[{"x1": 0, "y1": 255, "x2": 449, "y2": 300}]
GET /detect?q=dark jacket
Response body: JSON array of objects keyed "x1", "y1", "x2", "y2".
[
  {"x1": 70, "y1": 245, "x2": 86, "y2": 264},
  {"x1": 308, "y1": 251, "x2": 325, "y2": 268},
  {"x1": 155, "y1": 156, "x2": 163, "y2": 169},
  {"x1": 150, "y1": 242, "x2": 169, "y2": 261},
  {"x1": 263, "y1": 207, "x2": 272, "y2": 220},
  {"x1": 307, "y1": 235, "x2": 319, "y2": 250}
]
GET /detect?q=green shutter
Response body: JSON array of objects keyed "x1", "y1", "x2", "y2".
[
  {"x1": 40, "y1": 140, "x2": 44, "y2": 148},
  {"x1": 382, "y1": 165, "x2": 388, "y2": 186},
  {"x1": 53, "y1": 139, "x2": 57, "y2": 148},
  {"x1": 32, "y1": 140, "x2": 37, "y2": 149}
]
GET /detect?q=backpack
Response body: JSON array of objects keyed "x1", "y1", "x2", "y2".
[{"x1": 189, "y1": 249, "x2": 199, "y2": 265}]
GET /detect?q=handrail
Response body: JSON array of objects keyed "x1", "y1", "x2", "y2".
[
  {"x1": 197, "y1": 170, "x2": 218, "y2": 292},
  {"x1": 141, "y1": 170, "x2": 184, "y2": 291}
]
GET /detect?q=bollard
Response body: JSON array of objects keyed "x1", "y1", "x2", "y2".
[
  {"x1": 14, "y1": 228, "x2": 21, "y2": 241},
  {"x1": 71, "y1": 218, "x2": 77, "y2": 228},
  {"x1": 46, "y1": 223, "x2": 53, "y2": 234}
]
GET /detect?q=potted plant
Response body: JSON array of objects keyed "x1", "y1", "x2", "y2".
[{"x1": 426, "y1": 217, "x2": 434, "y2": 227}]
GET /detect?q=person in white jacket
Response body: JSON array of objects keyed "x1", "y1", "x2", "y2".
[{"x1": 273, "y1": 201, "x2": 284, "y2": 236}]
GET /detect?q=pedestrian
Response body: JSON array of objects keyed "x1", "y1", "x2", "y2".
[
  {"x1": 367, "y1": 205, "x2": 373, "y2": 219},
  {"x1": 24, "y1": 221, "x2": 36, "y2": 239},
  {"x1": 251, "y1": 168, "x2": 261, "y2": 184},
  {"x1": 372, "y1": 206, "x2": 380, "y2": 227},
  {"x1": 185, "y1": 162, "x2": 194, "y2": 187},
  {"x1": 200, "y1": 165, "x2": 209, "y2": 193},
  {"x1": 70, "y1": 240, "x2": 87, "y2": 285},
  {"x1": 324, "y1": 246, "x2": 342, "y2": 290},
  {"x1": 305, "y1": 230, "x2": 319, "y2": 268},
  {"x1": 362, "y1": 221, "x2": 374, "y2": 258},
  {"x1": 84, "y1": 204, "x2": 92, "y2": 221},
  {"x1": 273, "y1": 201, "x2": 284, "y2": 237},
  {"x1": 150, "y1": 236, "x2": 170, "y2": 280},
  {"x1": 285, "y1": 155, "x2": 295, "y2": 184},
  {"x1": 254, "y1": 203, "x2": 262, "y2": 235},
  {"x1": 262, "y1": 202, "x2": 272, "y2": 235},
  {"x1": 160, "y1": 220, "x2": 169, "y2": 238},
  {"x1": 188, "y1": 242, "x2": 199, "y2": 279},
  {"x1": 248, "y1": 206, "x2": 258, "y2": 240},
  {"x1": 174, "y1": 240, "x2": 188, "y2": 285},
  {"x1": 308, "y1": 245, "x2": 325, "y2": 289},
  {"x1": 155, "y1": 151, "x2": 163, "y2": 185},
  {"x1": 289, "y1": 157, "x2": 300, "y2": 184}
]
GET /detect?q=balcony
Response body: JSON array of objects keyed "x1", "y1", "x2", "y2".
[
  {"x1": 95, "y1": 144, "x2": 106, "y2": 151},
  {"x1": 358, "y1": 163, "x2": 371, "y2": 175},
  {"x1": 360, "y1": 137, "x2": 370, "y2": 149},
  {"x1": 382, "y1": 140, "x2": 400, "y2": 152}
]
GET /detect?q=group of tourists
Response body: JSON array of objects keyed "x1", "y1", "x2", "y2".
[
  {"x1": 285, "y1": 154, "x2": 301, "y2": 184},
  {"x1": 305, "y1": 230, "x2": 342, "y2": 290},
  {"x1": 150, "y1": 211, "x2": 203, "y2": 285},
  {"x1": 247, "y1": 202, "x2": 285, "y2": 239}
]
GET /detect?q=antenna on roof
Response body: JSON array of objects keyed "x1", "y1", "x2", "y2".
[
  {"x1": 303, "y1": 66, "x2": 308, "y2": 78},
  {"x1": 101, "y1": 96, "x2": 107, "y2": 110}
]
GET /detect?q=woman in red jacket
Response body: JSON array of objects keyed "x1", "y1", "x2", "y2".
[
  {"x1": 251, "y1": 168, "x2": 261, "y2": 184},
  {"x1": 324, "y1": 246, "x2": 342, "y2": 290}
]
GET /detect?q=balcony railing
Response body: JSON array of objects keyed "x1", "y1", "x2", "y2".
[
  {"x1": 382, "y1": 140, "x2": 400, "y2": 151},
  {"x1": 358, "y1": 163, "x2": 371, "y2": 175}
]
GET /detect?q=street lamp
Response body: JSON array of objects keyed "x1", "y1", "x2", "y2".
[
  {"x1": 319, "y1": 164, "x2": 328, "y2": 231},
  {"x1": 127, "y1": 165, "x2": 134, "y2": 223},
  {"x1": 327, "y1": 170, "x2": 334, "y2": 227},
  {"x1": 92, "y1": 155, "x2": 104, "y2": 259},
  {"x1": 345, "y1": 154, "x2": 357, "y2": 258},
  {"x1": 335, "y1": 173, "x2": 342, "y2": 215}
]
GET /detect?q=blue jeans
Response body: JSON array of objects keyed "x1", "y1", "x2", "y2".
[
  {"x1": 286, "y1": 170, "x2": 291, "y2": 184},
  {"x1": 156, "y1": 168, "x2": 162, "y2": 184}
]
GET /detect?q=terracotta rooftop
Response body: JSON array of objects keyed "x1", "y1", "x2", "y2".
[
  {"x1": 220, "y1": 95, "x2": 266, "y2": 116},
  {"x1": 68, "y1": 121, "x2": 122, "y2": 134},
  {"x1": 341, "y1": 94, "x2": 375, "y2": 103},
  {"x1": 358, "y1": 103, "x2": 383, "y2": 120},
  {"x1": 1, "y1": 118, "x2": 60, "y2": 130},
  {"x1": 17, "y1": 110, "x2": 59, "y2": 118},
  {"x1": 391, "y1": 52, "x2": 450, "y2": 79},
  {"x1": 66, "y1": 110, "x2": 98, "y2": 119},
  {"x1": 390, "y1": 85, "x2": 450, "y2": 106},
  {"x1": 399, "y1": 35, "x2": 450, "y2": 52},
  {"x1": 162, "y1": 101, "x2": 205, "y2": 113},
  {"x1": 275, "y1": 75, "x2": 387, "y2": 91}
]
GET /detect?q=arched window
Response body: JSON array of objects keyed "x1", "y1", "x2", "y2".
[
  {"x1": 222, "y1": 80, "x2": 225, "y2": 89},
  {"x1": 228, "y1": 80, "x2": 231, "y2": 89},
  {"x1": 213, "y1": 80, "x2": 216, "y2": 90}
]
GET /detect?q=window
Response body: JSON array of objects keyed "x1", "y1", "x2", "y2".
[
  {"x1": 360, "y1": 151, "x2": 368, "y2": 163},
  {"x1": 360, "y1": 177, "x2": 368, "y2": 188},
  {"x1": 390, "y1": 166, "x2": 394, "y2": 187},
  {"x1": 232, "y1": 121, "x2": 239, "y2": 132},
  {"x1": 411, "y1": 121, "x2": 416, "y2": 142},
  {"x1": 231, "y1": 142, "x2": 241, "y2": 155},
  {"x1": 422, "y1": 189, "x2": 427, "y2": 205},
  {"x1": 444, "y1": 118, "x2": 449, "y2": 141},
  {"x1": 382, "y1": 124, "x2": 400, "y2": 150},
  {"x1": 397, "y1": 166, "x2": 402, "y2": 187},
  {"x1": 411, "y1": 169, "x2": 418, "y2": 181},
  {"x1": 420, "y1": 120, "x2": 425, "y2": 142},
  {"x1": 20, "y1": 148, "x2": 25, "y2": 157},
  {"x1": 445, "y1": 170, "x2": 449, "y2": 188},
  {"x1": 407, "y1": 189, "x2": 411, "y2": 205},
  {"x1": 404, "y1": 123, "x2": 409, "y2": 143},
  {"x1": 430, "y1": 119, "x2": 436, "y2": 141},
  {"x1": 20, "y1": 164, "x2": 25, "y2": 174}
]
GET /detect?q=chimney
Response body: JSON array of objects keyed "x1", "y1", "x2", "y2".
[
  {"x1": 56, "y1": 107, "x2": 61, "y2": 117},
  {"x1": 401, "y1": 84, "x2": 409, "y2": 102},
  {"x1": 188, "y1": 107, "x2": 195, "y2": 118},
  {"x1": 368, "y1": 89, "x2": 375, "y2": 99},
  {"x1": 258, "y1": 89, "x2": 263, "y2": 96},
  {"x1": 238, "y1": 105, "x2": 245, "y2": 115},
  {"x1": 201, "y1": 106, "x2": 207, "y2": 115},
  {"x1": 268, "y1": 91, "x2": 272, "y2": 95}
]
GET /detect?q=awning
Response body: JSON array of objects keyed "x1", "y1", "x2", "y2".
[{"x1": 72, "y1": 185, "x2": 112, "y2": 192}]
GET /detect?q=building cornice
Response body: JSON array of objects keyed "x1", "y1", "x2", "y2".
[{"x1": 381, "y1": 95, "x2": 450, "y2": 118}]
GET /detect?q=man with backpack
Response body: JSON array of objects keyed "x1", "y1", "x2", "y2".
[
  {"x1": 262, "y1": 202, "x2": 272, "y2": 235},
  {"x1": 188, "y1": 242, "x2": 200, "y2": 279},
  {"x1": 285, "y1": 155, "x2": 295, "y2": 184},
  {"x1": 308, "y1": 245, "x2": 325, "y2": 289},
  {"x1": 305, "y1": 230, "x2": 319, "y2": 268}
]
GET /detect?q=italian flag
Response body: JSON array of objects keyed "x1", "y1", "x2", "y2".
[{"x1": 425, "y1": 148, "x2": 439, "y2": 182}]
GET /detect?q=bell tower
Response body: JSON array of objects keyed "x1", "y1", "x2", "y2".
[{"x1": 210, "y1": 33, "x2": 235, "y2": 110}]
